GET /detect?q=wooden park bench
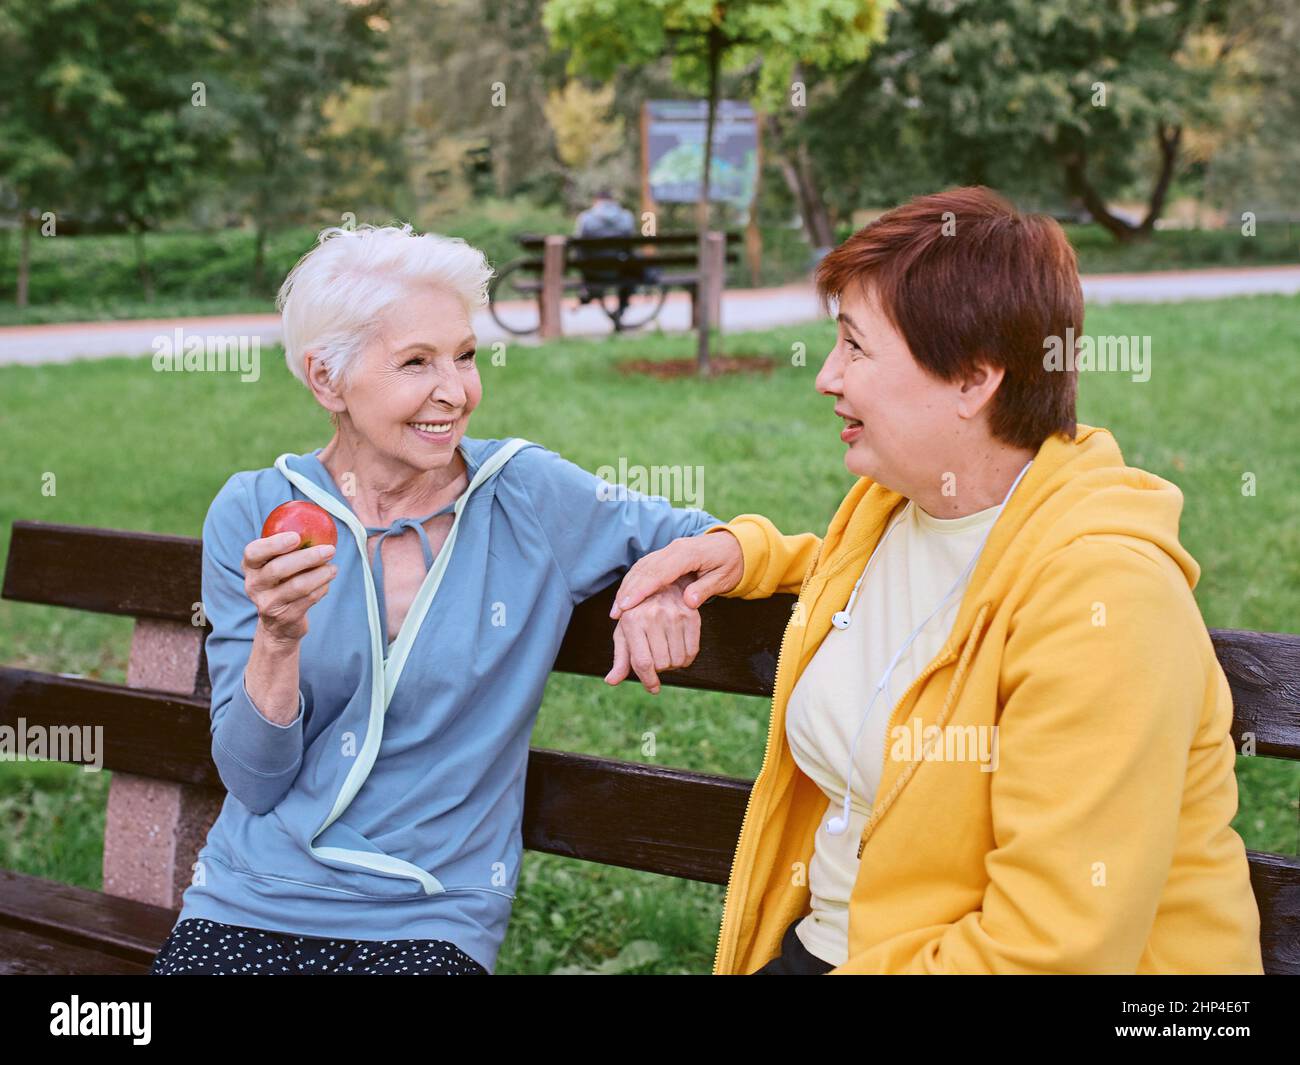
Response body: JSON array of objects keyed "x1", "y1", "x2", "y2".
[
  {"x1": 0, "y1": 519, "x2": 1297, "y2": 975},
  {"x1": 488, "y1": 230, "x2": 742, "y2": 338}
]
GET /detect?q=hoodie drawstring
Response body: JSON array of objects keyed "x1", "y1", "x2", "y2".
[{"x1": 365, "y1": 504, "x2": 455, "y2": 645}]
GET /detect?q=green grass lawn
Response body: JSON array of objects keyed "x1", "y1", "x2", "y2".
[{"x1": 0, "y1": 295, "x2": 1296, "y2": 973}]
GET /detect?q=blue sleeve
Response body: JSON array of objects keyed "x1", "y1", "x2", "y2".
[
  {"x1": 511, "y1": 445, "x2": 726, "y2": 603},
  {"x1": 201, "y1": 472, "x2": 306, "y2": 815}
]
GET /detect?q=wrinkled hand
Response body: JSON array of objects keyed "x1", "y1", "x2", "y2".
[
  {"x1": 244, "y1": 531, "x2": 338, "y2": 644},
  {"x1": 609, "y1": 531, "x2": 744, "y2": 621},
  {"x1": 604, "y1": 576, "x2": 700, "y2": 694}
]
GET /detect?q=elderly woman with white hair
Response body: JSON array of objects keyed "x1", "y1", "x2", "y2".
[{"x1": 148, "y1": 224, "x2": 722, "y2": 975}]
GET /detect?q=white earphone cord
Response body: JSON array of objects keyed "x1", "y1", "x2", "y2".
[{"x1": 825, "y1": 459, "x2": 1033, "y2": 837}]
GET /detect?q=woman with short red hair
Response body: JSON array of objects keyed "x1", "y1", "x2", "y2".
[{"x1": 608, "y1": 187, "x2": 1264, "y2": 974}]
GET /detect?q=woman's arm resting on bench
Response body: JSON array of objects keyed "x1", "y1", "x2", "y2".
[
  {"x1": 509, "y1": 445, "x2": 727, "y2": 693},
  {"x1": 610, "y1": 513, "x2": 820, "y2": 618},
  {"x1": 509, "y1": 444, "x2": 726, "y2": 602}
]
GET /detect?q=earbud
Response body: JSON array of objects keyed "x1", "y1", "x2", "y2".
[
  {"x1": 828, "y1": 507, "x2": 908, "y2": 633},
  {"x1": 825, "y1": 815, "x2": 848, "y2": 835}
]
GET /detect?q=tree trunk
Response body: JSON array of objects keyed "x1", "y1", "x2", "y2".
[
  {"x1": 1138, "y1": 123, "x2": 1183, "y2": 236},
  {"x1": 794, "y1": 139, "x2": 835, "y2": 248},
  {"x1": 695, "y1": 23, "x2": 723, "y2": 375},
  {"x1": 766, "y1": 109, "x2": 835, "y2": 251},
  {"x1": 1062, "y1": 150, "x2": 1138, "y2": 243},
  {"x1": 1062, "y1": 122, "x2": 1184, "y2": 245},
  {"x1": 16, "y1": 209, "x2": 31, "y2": 310}
]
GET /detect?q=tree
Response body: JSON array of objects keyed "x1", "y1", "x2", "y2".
[
  {"x1": 543, "y1": 0, "x2": 891, "y2": 371},
  {"x1": 212, "y1": 0, "x2": 391, "y2": 293},
  {"x1": 1201, "y1": 0, "x2": 1300, "y2": 219},
  {"x1": 0, "y1": 0, "x2": 228, "y2": 304},
  {"x1": 544, "y1": 80, "x2": 627, "y2": 202},
  {"x1": 797, "y1": 0, "x2": 1232, "y2": 242},
  {"x1": 355, "y1": 0, "x2": 571, "y2": 221}
]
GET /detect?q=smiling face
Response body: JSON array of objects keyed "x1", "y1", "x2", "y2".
[
  {"x1": 324, "y1": 283, "x2": 482, "y2": 472},
  {"x1": 815, "y1": 280, "x2": 974, "y2": 496}
]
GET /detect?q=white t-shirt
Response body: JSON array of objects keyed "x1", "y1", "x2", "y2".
[{"x1": 786, "y1": 496, "x2": 1004, "y2": 966}]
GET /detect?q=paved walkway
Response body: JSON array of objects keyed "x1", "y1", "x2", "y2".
[{"x1": 1, "y1": 264, "x2": 1297, "y2": 365}]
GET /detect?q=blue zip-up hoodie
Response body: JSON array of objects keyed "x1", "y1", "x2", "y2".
[{"x1": 177, "y1": 436, "x2": 722, "y2": 971}]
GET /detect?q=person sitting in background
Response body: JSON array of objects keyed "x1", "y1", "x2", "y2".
[{"x1": 573, "y1": 187, "x2": 638, "y2": 328}]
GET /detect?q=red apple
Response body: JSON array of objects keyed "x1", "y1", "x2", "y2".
[{"x1": 261, "y1": 500, "x2": 338, "y2": 549}]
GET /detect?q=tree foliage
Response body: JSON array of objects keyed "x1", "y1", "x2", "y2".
[{"x1": 794, "y1": 0, "x2": 1234, "y2": 239}]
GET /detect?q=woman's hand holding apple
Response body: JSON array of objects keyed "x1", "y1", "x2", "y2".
[{"x1": 244, "y1": 531, "x2": 339, "y2": 645}]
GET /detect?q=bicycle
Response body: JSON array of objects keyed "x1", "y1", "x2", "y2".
[{"x1": 488, "y1": 254, "x2": 669, "y2": 336}]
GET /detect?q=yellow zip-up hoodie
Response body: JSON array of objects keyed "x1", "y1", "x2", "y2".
[{"x1": 710, "y1": 424, "x2": 1263, "y2": 975}]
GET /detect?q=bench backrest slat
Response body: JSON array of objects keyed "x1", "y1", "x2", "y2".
[
  {"x1": 511, "y1": 253, "x2": 741, "y2": 273},
  {"x1": 3, "y1": 523, "x2": 200, "y2": 623},
  {"x1": 516, "y1": 231, "x2": 744, "y2": 251}
]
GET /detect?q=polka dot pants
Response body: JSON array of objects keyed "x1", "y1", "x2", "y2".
[{"x1": 149, "y1": 918, "x2": 487, "y2": 975}]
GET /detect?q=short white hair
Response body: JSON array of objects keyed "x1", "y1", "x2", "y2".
[{"x1": 276, "y1": 222, "x2": 493, "y2": 389}]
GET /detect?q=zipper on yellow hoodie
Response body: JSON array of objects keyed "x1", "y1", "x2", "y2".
[
  {"x1": 854, "y1": 602, "x2": 990, "y2": 860},
  {"x1": 712, "y1": 548, "x2": 821, "y2": 972}
]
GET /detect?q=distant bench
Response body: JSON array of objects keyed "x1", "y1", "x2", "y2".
[
  {"x1": 0, "y1": 519, "x2": 1297, "y2": 974},
  {"x1": 488, "y1": 231, "x2": 742, "y2": 337}
]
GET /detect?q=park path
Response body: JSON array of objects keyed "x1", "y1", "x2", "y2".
[{"x1": 1, "y1": 264, "x2": 1297, "y2": 366}]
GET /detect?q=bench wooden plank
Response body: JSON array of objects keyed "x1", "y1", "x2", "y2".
[
  {"x1": 509, "y1": 271, "x2": 707, "y2": 296},
  {"x1": 523, "y1": 748, "x2": 749, "y2": 882},
  {"x1": 2, "y1": 522, "x2": 797, "y2": 697},
  {"x1": 6, "y1": 663, "x2": 1296, "y2": 971},
  {"x1": 0, "y1": 924, "x2": 151, "y2": 975},
  {"x1": 517, "y1": 231, "x2": 744, "y2": 251},
  {"x1": 1247, "y1": 850, "x2": 1300, "y2": 976},
  {"x1": 6, "y1": 522, "x2": 1300, "y2": 758},
  {"x1": 0, "y1": 666, "x2": 748, "y2": 879},
  {"x1": 541, "y1": 253, "x2": 739, "y2": 269},
  {"x1": 0, "y1": 867, "x2": 173, "y2": 967},
  {"x1": 508, "y1": 276, "x2": 697, "y2": 295},
  {"x1": 555, "y1": 582, "x2": 790, "y2": 697},
  {"x1": 3, "y1": 521, "x2": 201, "y2": 623},
  {"x1": 1213, "y1": 628, "x2": 1300, "y2": 758},
  {"x1": 0, "y1": 827, "x2": 1294, "y2": 974},
  {"x1": 0, "y1": 668, "x2": 218, "y2": 786}
]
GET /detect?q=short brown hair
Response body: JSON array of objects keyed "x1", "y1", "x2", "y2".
[{"x1": 815, "y1": 186, "x2": 1082, "y2": 449}]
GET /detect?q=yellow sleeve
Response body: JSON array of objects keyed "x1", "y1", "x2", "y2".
[
  {"x1": 704, "y1": 514, "x2": 822, "y2": 600},
  {"x1": 832, "y1": 538, "x2": 1209, "y2": 974}
]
